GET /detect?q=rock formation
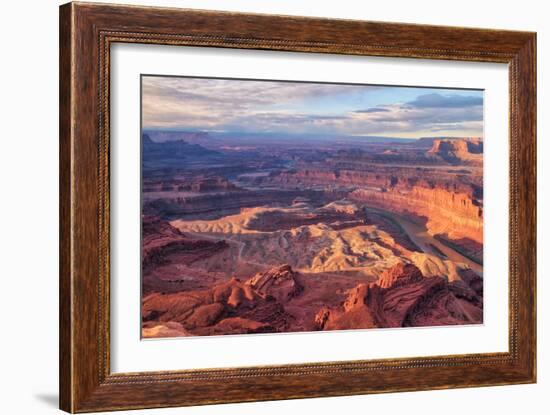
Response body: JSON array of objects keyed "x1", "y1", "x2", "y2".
[
  {"x1": 315, "y1": 283, "x2": 386, "y2": 330},
  {"x1": 350, "y1": 185, "x2": 483, "y2": 245},
  {"x1": 142, "y1": 273, "x2": 296, "y2": 336},
  {"x1": 316, "y1": 263, "x2": 483, "y2": 331},
  {"x1": 377, "y1": 263, "x2": 423, "y2": 288},
  {"x1": 142, "y1": 260, "x2": 483, "y2": 338},
  {"x1": 141, "y1": 215, "x2": 228, "y2": 275},
  {"x1": 143, "y1": 189, "x2": 329, "y2": 219},
  {"x1": 427, "y1": 138, "x2": 483, "y2": 165},
  {"x1": 246, "y1": 264, "x2": 304, "y2": 302},
  {"x1": 142, "y1": 134, "x2": 219, "y2": 162}
]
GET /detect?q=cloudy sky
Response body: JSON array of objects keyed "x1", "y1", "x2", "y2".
[{"x1": 142, "y1": 76, "x2": 483, "y2": 139}]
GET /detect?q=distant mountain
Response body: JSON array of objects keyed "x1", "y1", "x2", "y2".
[
  {"x1": 142, "y1": 133, "x2": 154, "y2": 145},
  {"x1": 211, "y1": 131, "x2": 414, "y2": 144},
  {"x1": 142, "y1": 133, "x2": 219, "y2": 163},
  {"x1": 143, "y1": 130, "x2": 212, "y2": 144}
]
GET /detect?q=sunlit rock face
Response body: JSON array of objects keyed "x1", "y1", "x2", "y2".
[
  {"x1": 315, "y1": 263, "x2": 483, "y2": 332},
  {"x1": 350, "y1": 185, "x2": 483, "y2": 244}
]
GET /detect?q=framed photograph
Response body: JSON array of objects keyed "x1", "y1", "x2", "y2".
[{"x1": 59, "y1": 2, "x2": 536, "y2": 412}]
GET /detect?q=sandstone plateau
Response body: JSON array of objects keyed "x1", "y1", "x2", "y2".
[{"x1": 427, "y1": 137, "x2": 483, "y2": 165}]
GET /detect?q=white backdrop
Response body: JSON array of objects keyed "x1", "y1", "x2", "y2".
[{"x1": 1, "y1": 0, "x2": 547, "y2": 414}]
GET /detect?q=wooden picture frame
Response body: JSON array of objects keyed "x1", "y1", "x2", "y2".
[{"x1": 59, "y1": 2, "x2": 536, "y2": 412}]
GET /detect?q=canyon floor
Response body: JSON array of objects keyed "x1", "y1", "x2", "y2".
[{"x1": 141, "y1": 131, "x2": 484, "y2": 338}]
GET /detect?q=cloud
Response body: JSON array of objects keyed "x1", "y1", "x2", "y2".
[
  {"x1": 142, "y1": 77, "x2": 483, "y2": 137},
  {"x1": 354, "y1": 107, "x2": 391, "y2": 113},
  {"x1": 348, "y1": 96, "x2": 483, "y2": 136},
  {"x1": 405, "y1": 93, "x2": 483, "y2": 108},
  {"x1": 141, "y1": 76, "x2": 378, "y2": 130}
]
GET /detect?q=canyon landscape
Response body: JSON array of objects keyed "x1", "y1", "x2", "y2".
[{"x1": 141, "y1": 76, "x2": 484, "y2": 338}]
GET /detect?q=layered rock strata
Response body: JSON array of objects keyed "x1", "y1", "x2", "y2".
[
  {"x1": 350, "y1": 186, "x2": 482, "y2": 244},
  {"x1": 142, "y1": 265, "x2": 302, "y2": 337},
  {"x1": 315, "y1": 263, "x2": 483, "y2": 331}
]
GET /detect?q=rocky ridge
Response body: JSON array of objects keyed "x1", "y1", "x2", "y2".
[
  {"x1": 315, "y1": 263, "x2": 483, "y2": 331},
  {"x1": 143, "y1": 262, "x2": 483, "y2": 338}
]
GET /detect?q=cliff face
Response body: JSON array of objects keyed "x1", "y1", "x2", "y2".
[
  {"x1": 316, "y1": 263, "x2": 483, "y2": 331},
  {"x1": 266, "y1": 168, "x2": 479, "y2": 195},
  {"x1": 315, "y1": 283, "x2": 384, "y2": 330},
  {"x1": 350, "y1": 185, "x2": 483, "y2": 244},
  {"x1": 142, "y1": 265, "x2": 302, "y2": 337},
  {"x1": 143, "y1": 189, "x2": 330, "y2": 218},
  {"x1": 246, "y1": 264, "x2": 304, "y2": 303},
  {"x1": 255, "y1": 159, "x2": 483, "y2": 200},
  {"x1": 141, "y1": 216, "x2": 229, "y2": 292},
  {"x1": 272, "y1": 169, "x2": 389, "y2": 188},
  {"x1": 142, "y1": 175, "x2": 238, "y2": 194}
]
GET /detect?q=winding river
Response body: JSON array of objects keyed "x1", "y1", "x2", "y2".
[{"x1": 363, "y1": 206, "x2": 483, "y2": 276}]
